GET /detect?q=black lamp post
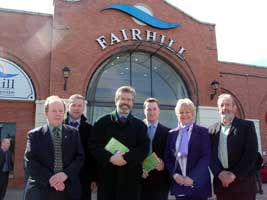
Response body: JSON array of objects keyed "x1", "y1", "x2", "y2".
[
  {"x1": 63, "y1": 66, "x2": 71, "y2": 91},
  {"x1": 210, "y1": 80, "x2": 219, "y2": 100}
]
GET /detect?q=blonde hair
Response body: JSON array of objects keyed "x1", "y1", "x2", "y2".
[
  {"x1": 44, "y1": 96, "x2": 66, "y2": 113},
  {"x1": 175, "y1": 98, "x2": 196, "y2": 119}
]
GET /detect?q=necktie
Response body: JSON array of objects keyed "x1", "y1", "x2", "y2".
[
  {"x1": 120, "y1": 116, "x2": 127, "y2": 124},
  {"x1": 53, "y1": 127, "x2": 63, "y2": 173},
  {"x1": 70, "y1": 121, "x2": 79, "y2": 128},
  {"x1": 148, "y1": 125, "x2": 155, "y2": 153}
]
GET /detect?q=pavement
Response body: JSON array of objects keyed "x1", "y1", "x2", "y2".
[{"x1": 5, "y1": 183, "x2": 267, "y2": 200}]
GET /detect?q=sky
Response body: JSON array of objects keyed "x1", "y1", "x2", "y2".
[{"x1": 0, "y1": 0, "x2": 266, "y2": 67}]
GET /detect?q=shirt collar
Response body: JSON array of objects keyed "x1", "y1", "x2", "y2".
[
  {"x1": 47, "y1": 121, "x2": 62, "y2": 132},
  {"x1": 147, "y1": 121, "x2": 158, "y2": 128},
  {"x1": 116, "y1": 111, "x2": 129, "y2": 119},
  {"x1": 68, "y1": 117, "x2": 81, "y2": 125}
]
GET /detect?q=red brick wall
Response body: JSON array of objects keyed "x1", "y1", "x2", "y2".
[
  {"x1": 51, "y1": 0, "x2": 220, "y2": 106},
  {"x1": 219, "y1": 61, "x2": 267, "y2": 159},
  {"x1": 0, "y1": 9, "x2": 52, "y2": 99},
  {"x1": 0, "y1": 100, "x2": 35, "y2": 188}
]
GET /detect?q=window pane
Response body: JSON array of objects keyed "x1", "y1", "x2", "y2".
[
  {"x1": 152, "y1": 56, "x2": 188, "y2": 105},
  {"x1": 131, "y1": 52, "x2": 151, "y2": 103},
  {"x1": 94, "y1": 53, "x2": 131, "y2": 102}
]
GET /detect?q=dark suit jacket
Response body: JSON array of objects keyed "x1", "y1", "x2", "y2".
[
  {"x1": 24, "y1": 124, "x2": 84, "y2": 200},
  {"x1": 90, "y1": 110, "x2": 150, "y2": 200},
  {"x1": 0, "y1": 149, "x2": 5, "y2": 172},
  {"x1": 142, "y1": 123, "x2": 170, "y2": 190},
  {"x1": 165, "y1": 123, "x2": 211, "y2": 198},
  {"x1": 209, "y1": 117, "x2": 258, "y2": 193},
  {"x1": 64, "y1": 113, "x2": 98, "y2": 185}
]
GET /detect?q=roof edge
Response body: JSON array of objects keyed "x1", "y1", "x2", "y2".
[{"x1": 0, "y1": 7, "x2": 52, "y2": 17}]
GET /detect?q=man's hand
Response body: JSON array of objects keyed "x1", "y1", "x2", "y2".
[
  {"x1": 218, "y1": 170, "x2": 236, "y2": 187},
  {"x1": 53, "y1": 182, "x2": 65, "y2": 191},
  {"x1": 142, "y1": 170, "x2": 149, "y2": 179},
  {"x1": 110, "y1": 152, "x2": 127, "y2": 166},
  {"x1": 49, "y1": 172, "x2": 68, "y2": 188},
  {"x1": 155, "y1": 158, "x2": 164, "y2": 171},
  {"x1": 173, "y1": 173, "x2": 184, "y2": 185},
  {"x1": 184, "y1": 176, "x2": 194, "y2": 187},
  {"x1": 91, "y1": 182, "x2": 97, "y2": 192}
]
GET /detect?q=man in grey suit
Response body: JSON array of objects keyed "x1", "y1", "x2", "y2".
[
  {"x1": 24, "y1": 96, "x2": 84, "y2": 200},
  {"x1": 209, "y1": 93, "x2": 258, "y2": 200}
]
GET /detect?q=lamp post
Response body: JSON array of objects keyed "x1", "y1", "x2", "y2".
[
  {"x1": 210, "y1": 80, "x2": 219, "y2": 100},
  {"x1": 63, "y1": 66, "x2": 71, "y2": 91}
]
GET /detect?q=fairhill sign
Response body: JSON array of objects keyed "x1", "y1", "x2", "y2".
[
  {"x1": 96, "y1": 28, "x2": 186, "y2": 61},
  {"x1": 95, "y1": 3, "x2": 185, "y2": 60}
]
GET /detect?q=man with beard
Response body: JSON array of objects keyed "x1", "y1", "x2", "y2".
[
  {"x1": 90, "y1": 86, "x2": 150, "y2": 200},
  {"x1": 64, "y1": 94, "x2": 97, "y2": 200},
  {"x1": 209, "y1": 94, "x2": 258, "y2": 200}
]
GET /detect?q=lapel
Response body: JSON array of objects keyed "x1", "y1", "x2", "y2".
[
  {"x1": 42, "y1": 124, "x2": 54, "y2": 159},
  {"x1": 212, "y1": 122, "x2": 221, "y2": 149},
  {"x1": 152, "y1": 123, "x2": 161, "y2": 150},
  {"x1": 61, "y1": 125, "x2": 69, "y2": 155},
  {"x1": 188, "y1": 123, "x2": 196, "y2": 152},
  {"x1": 228, "y1": 117, "x2": 238, "y2": 137}
]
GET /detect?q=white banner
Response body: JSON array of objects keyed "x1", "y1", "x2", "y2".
[{"x1": 0, "y1": 58, "x2": 35, "y2": 101}]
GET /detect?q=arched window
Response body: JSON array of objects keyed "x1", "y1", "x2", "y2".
[{"x1": 87, "y1": 51, "x2": 189, "y2": 128}]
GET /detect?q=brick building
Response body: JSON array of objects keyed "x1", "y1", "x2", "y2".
[{"x1": 0, "y1": 0, "x2": 266, "y2": 188}]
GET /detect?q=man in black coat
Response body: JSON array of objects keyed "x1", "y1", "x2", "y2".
[
  {"x1": 141, "y1": 98, "x2": 170, "y2": 200},
  {"x1": 0, "y1": 138, "x2": 11, "y2": 200},
  {"x1": 209, "y1": 93, "x2": 258, "y2": 200},
  {"x1": 65, "y1": 94, "x2": 98, "y2": 200},
  {"x1": 90, "y1": 86, "x2": 150, "y2": 200},
  {"x1": 24, "y1": 96, "x2": 84, "y2": 200}
]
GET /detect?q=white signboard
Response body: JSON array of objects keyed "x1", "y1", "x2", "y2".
[{"x1": 0, "y1": 58, "x2": 35, "y2": 101}]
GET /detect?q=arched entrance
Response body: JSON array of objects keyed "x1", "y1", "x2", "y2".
[{"x1": 86, "y1": 51, "x2": 189, "y2": 128}]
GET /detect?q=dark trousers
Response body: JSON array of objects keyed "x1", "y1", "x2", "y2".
[
  {"x1": 216, "y1": 191, "x2": 256, "y2": 200},
  {"x1": 175, "y1": 196, "x2": 207, "y2": 200},
  {"x1": 141, "y1": 187, "x2": 169, "y2": 200},
  {"x1": 81, "y1": 183, "x2": 92, "y2": 200},
  {"x1": 0, "y1": 172, "x2": 9, "y2": 200}
]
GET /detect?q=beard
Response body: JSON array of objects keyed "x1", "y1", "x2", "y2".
[
  {"x1": 220, "y1": 111, "x2": 235, "y2": 122},
  {"x1": 118, "y1": 103, "x2": 131, "y2": 114}
]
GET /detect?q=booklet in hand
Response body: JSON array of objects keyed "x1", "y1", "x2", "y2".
[
  {"x1": 143, "y1": 152, "x2": 160, "y2": 172},
  {"x1": 105, "y1": 137, "x2": 129, "y2": 154}
]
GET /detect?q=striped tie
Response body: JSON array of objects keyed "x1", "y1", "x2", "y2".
[{"x1": 53, "y1": 127, "x2": 63, "y2": 173}]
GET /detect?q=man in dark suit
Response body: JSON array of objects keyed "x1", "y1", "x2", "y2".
[
  {"x1": 24, "y1": 95, "x2": 84, "y2": 200},
  {"x1": 0, "y1": 138, "x2": 11, "y2": 200},
  {"x1": 209, "y1": 93, "x2": 258, "y2": 200},
  {"x1": 90, "y1": 86, "x2": 150, "y2": 200},
  {"x1": 141, "y1": 97, "x2": 170, "y2": 200},
  {"x1": 64, "y1": 94, "x2": 97, "y2": 200}
]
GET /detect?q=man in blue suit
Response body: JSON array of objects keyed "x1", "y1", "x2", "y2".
[
  {"x1": 141, "y1": 98, "x2": 170, "y2": 200},
  {"x1": 24, "y1": 96, "x2": 84, "y2": 200}
]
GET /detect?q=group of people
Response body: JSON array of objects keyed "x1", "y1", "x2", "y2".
[{"x1": 22, "y1": 85, "x2": 259, "y2": 200}]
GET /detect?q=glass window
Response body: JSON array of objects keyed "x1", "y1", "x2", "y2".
[{"x1": 86, "y1": 51, "x2": 189, "y2": 128}]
